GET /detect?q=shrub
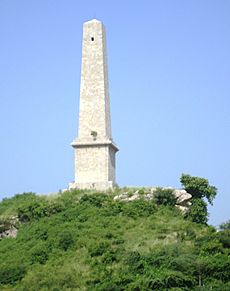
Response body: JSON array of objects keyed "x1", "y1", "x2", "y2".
[
  {"x1": 102, "y1": 250, "x2": 117, "y2": 263},
  {"x1": 138, "y1": 188, "x2": 145, "y2": 195},
  {"x1": 79, "y1": 194, "x2": 111, "y2": 207},
  {"x1": 58, "y1": 230, "x2": 74, "y2": 251},
  {"x1": 31, "y1": 244, "x2": 49, "y2": 264},
  {"x1": 201, "y1": 255, "x2": 230, "y2": 282},
  {"x1": 17, "y1": 197, "x2": 63, "y2": 222},
  {"x1": 153, "y1": 188, "x2": 177, "y2": 206},
  {"x1": 0, "y1": 263, "x2": 26, "y2": 284},
  {"x1": 100, "y1": 201, "x2": 123, "y2": 216},
  {"x1": 89, "y1": 241, "x2": 110, "y2": 257},
  {"x1": 122, "y1": 199, "x2": 157, "y2": 218},
  {"x1": 147, "y1": 269, "x2": 195, "y2": 289},
  {"x1": 34, "y1": 225, "x2": 49, "y2": 240}
]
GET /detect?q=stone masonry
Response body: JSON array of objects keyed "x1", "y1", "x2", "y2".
[{"x1": 69, "y1": 19, "x2": 118, "y2": 190}]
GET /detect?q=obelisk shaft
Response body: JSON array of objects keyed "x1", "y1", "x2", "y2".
[{"x1": 78, "y1": 20, "x2": 111, "y2": 141}]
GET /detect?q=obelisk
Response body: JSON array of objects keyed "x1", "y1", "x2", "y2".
[{"x1": 69, "y1": 19, "x2": 119, "y2": 190}]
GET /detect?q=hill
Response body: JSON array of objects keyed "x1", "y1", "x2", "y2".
[{"x1": 0, "y1": 189, "x2": 230, "y2": 290}]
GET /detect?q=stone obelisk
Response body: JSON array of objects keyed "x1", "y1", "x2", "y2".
[{"x1": 69, "y1": 19, "x2": 119, "y2": 190}]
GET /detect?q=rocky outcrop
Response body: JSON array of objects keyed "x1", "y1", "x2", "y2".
[
  {"x1": 0, "y1": 216, "x2": 19, "y2": 239},
  {"x1": 114, "y1": 188, "x2": 192, "y2": 213},
  {"x1": 172, "y1": 189, "x2": 192, "y2": 213},
  {"x1": 172, "y1": 189, "x2": 192, "y2": 204},
  {"x1": 0, "y1": 226, "x2": 18, "y2": 239}
]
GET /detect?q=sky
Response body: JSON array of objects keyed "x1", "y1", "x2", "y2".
[{"x1": 0, "y1": 0, "x2": 229, "y2": 226}]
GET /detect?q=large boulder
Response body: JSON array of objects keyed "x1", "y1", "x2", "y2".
[{"x1": 173, "y1": 189, "x2": 192, "y2": 204}]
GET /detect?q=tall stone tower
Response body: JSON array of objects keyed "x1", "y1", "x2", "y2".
[{"x1": 69, "y1": 19, "x2": 119, "y2": 190}]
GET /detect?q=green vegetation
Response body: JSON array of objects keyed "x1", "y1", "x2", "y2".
[
  {"x1": 153, "y1": 188, "x2": 177, "y2": 206},
  {"x1": 181, "y1": 174, "x2": 217, "y2": 224},
  {"x1": 219, "y1": 220, "x2": 230, "y2": 230},
  {"x1": 0, "y1": 183, "x2": 229, "y2": 290}
]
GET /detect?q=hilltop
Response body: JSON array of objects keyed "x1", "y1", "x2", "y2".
[{"x1": 0, "y1": 187, "x2": 230, "y2": 290}]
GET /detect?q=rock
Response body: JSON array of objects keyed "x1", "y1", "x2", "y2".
[
  {"x1": 173, "y1": 189, "x2": 192, "y2": 204},
  {"x1": 150, "y1": 187, "x2": 157, "y2": 194},
  {"x1": 0, "y1": 226, "x2": 18, "y2": 239},
  {"x1": 176, "y1": 205, "x2": 189, "y2": 214},
  {"x1": 113, "y1": 187, "x2": 192, "y2": 214},
  {"x1": 0, "y1": 216, "x2": 19, "y2": 239},
  {"x1": 123, "y1": 193, "x2": 139, "y2": 201},
  {"x1": 144, "y1": 193, "x2": 154, "y2": 200},
  {"x1": 114, "y1": 194, "x2": 124, "y2": 200}
]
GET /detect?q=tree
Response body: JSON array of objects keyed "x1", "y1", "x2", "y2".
[
  {"x1": 180, "y1": 174, "x2": 217, "y2": 205},
  {"x1": 180, "y1": 174, "x2": 217, "y2": 224},
  {"x1": 186, "y1": 199, "x2": 208, "y2": 225},
  {"x1": 219, "y1": 220, "x2": 230, "y2": 230}
]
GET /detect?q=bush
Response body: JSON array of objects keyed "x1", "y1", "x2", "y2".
[
  {"x1": 34, "y1": 225, "x2": 49, "y2": 240},
  {"x1": 154, "y1": 188, "x2": 177, "y2": 206},
  {"x1": 0, "y1": 263, "x2": 26, "y2": 284},
  {"x1": 89, "y1": 241, "x2": 110, "y2": 257},
  {"x1": 201, "y1": 255, "x2": 230, "y2": 282},
  {"x1": 102, "y1": 250, "x2": 117, "y2": 263},
  {"x1": 58, "y1": 230, "x2": 74, "y2": 251},
  {"x1": 17, "y1": 197, "x2": 63, "y2": 222},
  {"x1": 147, "y1": 269, "x2": 195, "y2": 289},
  {"x1": 79, "y1": 194, "x2": 111, "y2": 207},
  {"x1": 138, "y1": 188, "x2": 145, "y2": 195},
  {"x1": 122, "y1": 199, "x2": 157, "y2": 218},
  {"x1": 31, "y1": 243, "x2": 49, "y2": 264}
]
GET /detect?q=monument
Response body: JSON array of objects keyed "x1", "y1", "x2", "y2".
[{"x1": 69, "y1": 19, "x2": 119, "y2": 190}]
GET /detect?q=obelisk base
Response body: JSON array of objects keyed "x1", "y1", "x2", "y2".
[
  {"x1": 69, "y1": 181, "x2": 116, "y2": 191},
  {"x1": 69, "y1": 139, "x2": 118, "y2": 191}
]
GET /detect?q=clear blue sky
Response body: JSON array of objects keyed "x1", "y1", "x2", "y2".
[{"x1": 0, "y1": 0, "x2": 229, "y2": 226}]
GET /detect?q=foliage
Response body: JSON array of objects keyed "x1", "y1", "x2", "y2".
[
  {"x1": 180, "y1": 174, "x2": 217, "y2": 225},
  {"x1": 0, "y1": 189, "x2": 228, "y2": 290},
  {"x1": 217, "y1": 229, "x2": 230, "y2": 250},
  {"x1": 154, "y1": 187, "x2": 177, "y2": 206},
  {"x1": 219, "y1": 219, "x2": 230, "y2": 230},
  {"x1": 180, "y1": 174, "x2": 217, "y2": 204},
  {"x1": 30, "y1": 243, "x2": 49, "y2": 264},
  {"x1": 185, "y1": 198, "x2": 208, "y2": 225},
  {"x1": 17, "y1": 196, "x2": 63, "y2": 222},
  {"x1": 58, "y1": 230, "x2": 74, "y2": 251},
  {"x1": 0, "y1": 264, "x2": 26, "y2": 285}
]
